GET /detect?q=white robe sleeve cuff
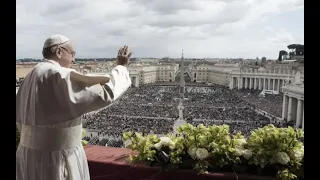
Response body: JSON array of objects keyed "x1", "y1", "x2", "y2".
[{"x1": 105, "y1": 65, "x2": 132, "y2": 101}]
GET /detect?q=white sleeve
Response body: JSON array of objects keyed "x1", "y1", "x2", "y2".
[{"x1": 105, "y1": 65, "x2": 132, "y2": 101}]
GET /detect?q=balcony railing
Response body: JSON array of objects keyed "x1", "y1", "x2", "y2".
[{"x1": 85, "y1": 145, "x2": 277, "y2": 180}]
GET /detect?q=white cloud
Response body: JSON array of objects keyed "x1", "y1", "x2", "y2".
[{"x1": 16, "y1": 0, "x2": 304, "y2": 59}]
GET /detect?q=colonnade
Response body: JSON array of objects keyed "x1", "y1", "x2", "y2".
[
  {"x1": 230, "y1": 77, "x2": 286, "y2": 92},
  {"x1": 130, "y1": 75, "x2": 140, "y2": 87},
  {"x1": 282, "y1": 95, "x2": 304, "y2": 129}
]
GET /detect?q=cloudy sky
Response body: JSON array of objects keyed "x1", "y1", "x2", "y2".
[{"x1": 16, "y1": 0, "x2": 304, "y2": 59}]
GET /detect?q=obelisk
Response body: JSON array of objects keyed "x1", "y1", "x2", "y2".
[
  {"x1": 174, "y1": 50, "x2": 187, "y2": 134},
  {"x1": 178, "y1": 50, "x2": 185, "y2": 121}
]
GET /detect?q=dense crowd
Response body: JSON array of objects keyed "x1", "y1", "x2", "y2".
[
  {"x1": 83, "y1": 84, "x2": 286, "y2": 147},
  {"x1": 184, "y1": 107, "x2": 269, "y2": 121},
  {"x1": 103, "y1": 104, "x2": 178, "y2": 118},
  {"x1": 232, "y1": 89, "x2": 283, "y2": 117},
  {"x1": 83, "y1": 136, "x2": 124, "y2": 148},
  {"x1": 83, "y1": 115, "x2": 174, "y2": 137}
]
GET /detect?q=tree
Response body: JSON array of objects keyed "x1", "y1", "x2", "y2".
[
  {"x1": 287, "y1": 44, "x2": 304, "y2": 50},
  {"x1": 278, "y1": 50, "x2": 288, "y2": 61},
  {"x1": 287, "y1": 44, "x2": 304, "y2": 58},
  {"x1": 261, "y1": 57, "x2": 267, "y2": 64},
  {"x1": 289, "y1": 52, "x2": 295, "y2": 59}
]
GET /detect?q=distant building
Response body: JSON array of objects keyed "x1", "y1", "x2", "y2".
[
  {"x1": 17, "y1": 57, "x2": 304, "y2": 91},
  {"x1": 261, "y1": 57, "x2": 267, "y2": 64}
]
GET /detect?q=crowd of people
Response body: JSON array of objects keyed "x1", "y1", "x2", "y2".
[
  {"x1": 83, "y1": 115, "x2": 174, "y2": 137},
  {"x1": 184, "y1": 107, "x2": 269, "y2": 121},
  {"x1": 232, "y1": 89, "x2": 283, "y2": 117},
  {"x1": 102, "y1": 104, "x2": 178, "y2": 118},
  {"x1": 83, "y1": 136, "x2": 124, "y2": 148},
  {"x1": 82, "y1": 84, "x2": 286, "y2": 147}
]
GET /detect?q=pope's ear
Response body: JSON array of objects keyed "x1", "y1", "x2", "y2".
[{"x1": 55, "y1": 47, "x2": 62, "y2": 58}]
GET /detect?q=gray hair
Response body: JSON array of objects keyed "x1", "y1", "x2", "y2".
[{"x1": 42, "y1": 46, "x2": 59, "y2": 59}]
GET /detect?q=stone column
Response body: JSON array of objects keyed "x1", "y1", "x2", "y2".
[
  {"x1": 282, "y1": 95, "x2": 288, "y2": 120},
  {"x1": 245, "y1": 78, "x2": 248, "y2": 89},
  {"x1": 296, "y1": 99, "x2": 302, "y2": 128},
  {"x1": 277, "y1": 79, "x2": 281, "y2": 92},
  {"x1": 238, "y1": 77, "x2": 241, "y2": 89},
  {"x1": 287, "y1": 97, "x2": 293, "y2": 122},
  {"x1": 268, "y1": 78, "x2": 271, "y2": 90},
  {"x1": 264, "y1": 78, "x2": 267, "y2": 90},
  {"x1": 254, "y1": 78, "x2": 258, "y2": 89},
  {"x1": 259, "y1": 78, "x2": 262, "y2": 90},
  {"x1": 229, "y1": 77, "x2": 233, "y2": 89},
  {"x1": 273, "y1": 79, "x2": 275, "y2": 91},
  {"x1": 249, "y1": 78, "x2": 252, "y2": 89},
  {"x1": 232, "y1": 77, "x2": 235, "y2": 89}
]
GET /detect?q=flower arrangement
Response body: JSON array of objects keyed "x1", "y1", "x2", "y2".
[{"x1": 122, "y1": 124, "x2": 304, "y2": 180}]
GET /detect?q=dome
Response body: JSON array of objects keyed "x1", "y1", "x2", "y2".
[{"x1": 258, "y1": 67, "x2": 266, "y2": 71}]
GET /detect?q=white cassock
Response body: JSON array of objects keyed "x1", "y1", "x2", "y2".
[{"x1": 16, "y1": 60, "x2": 131, "y2": 180}]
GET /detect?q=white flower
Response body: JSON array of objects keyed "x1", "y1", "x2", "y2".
[
  {"x1": 243, "y1": 149, "x2": 252, "y2": 160},
  {"x1": 187, "y1": 145, "x2": 197, "y2": 160},
  {"x1": 153, "y1": 137, "x2": 174, "y2": 151},
  {"x1": 168, "y1": 141, "x2": 176, "y2": 150},
  {"x1": 153, "y1": 142, "x2": 162, "y2": 151},
  {"x1": 290, "y1": 146, "x2": 304, "y2": 161},
  {"x1": 195, "y1": 148, "x2": 209, "y2": 161},
  {"x1": 159, "y1": 137, "x2": 171, "y2": 146},
  {"x1": 235, "y1": 147, "x2": 244, "y2": 156},
  {"x1": 276, "y1": 152, "x2": 290, "y2": 165},
  {"x1": 236, "y1": 138, "x2": 247, "y2": 148},
  {"x1": 124, "y1": 139, "x2": 132, "y2": 148},
  {"x1": 221, "y1": 144, "x2": 226, "y2": 149}
]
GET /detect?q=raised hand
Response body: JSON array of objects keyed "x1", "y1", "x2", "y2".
[{"x1": 116, "y1": 45, "x2": 133, "y2": 66}]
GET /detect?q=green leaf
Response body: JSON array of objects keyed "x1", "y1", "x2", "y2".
[{"x1": 82, "y1": 140, "x2": 88, "y2": 146}]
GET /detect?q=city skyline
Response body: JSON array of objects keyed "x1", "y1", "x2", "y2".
[{"x1": 17, "y1": 0, "x2": 304, "y2": 59}]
